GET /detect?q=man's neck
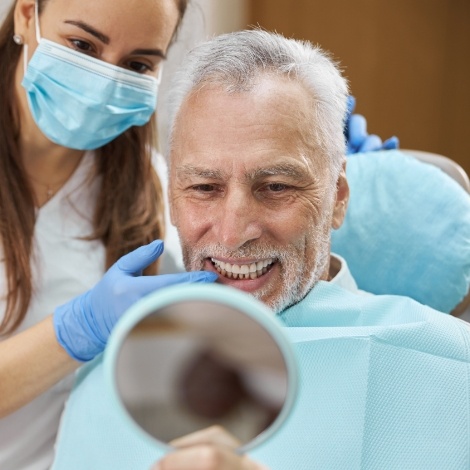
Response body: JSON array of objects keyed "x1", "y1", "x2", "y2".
[{"x1": 328, "y1": 255, "x2": 341, "y2": 281}]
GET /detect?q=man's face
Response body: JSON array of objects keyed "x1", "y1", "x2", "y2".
[{"x1": 170, "y1": 76, "x2": 348, "y2": 313}]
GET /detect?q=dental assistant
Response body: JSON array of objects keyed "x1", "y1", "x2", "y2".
[{"x1": 0, "y1": 1, "x2": 219, "y2": 468}]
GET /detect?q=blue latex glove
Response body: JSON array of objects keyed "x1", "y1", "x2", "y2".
[
  {"x1": 53, "y1": 240, "x2": 218, "y2": 361},
  {"x1": 345, "y1": 96, "x2": 399, "y2": 154}
]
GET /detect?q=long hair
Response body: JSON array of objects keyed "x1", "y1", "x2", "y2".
[{"x1": 0, "y1": 0, "x2": 188, "y2": 334}]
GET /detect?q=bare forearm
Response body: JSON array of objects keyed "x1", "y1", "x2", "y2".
[{"x1": 0, "y1": 315, "x2": 80, "y2": 418}]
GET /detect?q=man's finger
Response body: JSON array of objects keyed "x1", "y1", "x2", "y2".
[{"x1": 170, "y1": 425, "x2": 241, "y2": 450}]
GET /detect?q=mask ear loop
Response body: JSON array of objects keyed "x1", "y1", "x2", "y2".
[
  {"x1": 34, "y1": 0, "x2": 41, "y2": 44},
  {"x1": 24, "y1": 1, "x2": 42, "y2": 74},
  {"x1": 156, "y1": 65, "x2": 164, "y2": 85}
]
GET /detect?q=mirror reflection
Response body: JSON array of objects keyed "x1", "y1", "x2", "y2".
[{"x1": 115, "y1": 300, "x2": 288, "y2": 447}]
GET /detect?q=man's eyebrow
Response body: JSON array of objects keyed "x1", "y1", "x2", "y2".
[
  {"x1": 248, "y1": 163, "x2": 308, "y2": 180},
  {"x1": 176, "y1": 165, "x2": 226, "y2": 180},
  {"x1": 64, "y1": 20, "x2": 110, "y2": 45}
]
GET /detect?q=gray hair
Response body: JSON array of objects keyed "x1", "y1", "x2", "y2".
[{"x1": 167, "y1": 29, "x2": 349, "y2": 181}]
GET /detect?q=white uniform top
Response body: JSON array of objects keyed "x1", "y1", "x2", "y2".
[{"x1": 0, "y1": 151, "x2": 182, "y2": 470}]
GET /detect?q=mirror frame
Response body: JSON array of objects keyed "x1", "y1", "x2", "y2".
[{"x1": 103, "y1": 283, "x2": 298, "y2": 454}]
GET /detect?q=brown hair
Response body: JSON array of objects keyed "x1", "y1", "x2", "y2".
[{"x1": 0, "y1": 0, "x2": 188, "y2": 334}]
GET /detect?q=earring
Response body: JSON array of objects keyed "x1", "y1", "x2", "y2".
[{"x1": 13, "y1": 34, "x2": 24, "y2": 45}]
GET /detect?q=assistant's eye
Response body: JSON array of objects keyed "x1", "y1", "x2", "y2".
[
  {"x1": 69, "y1": 39, "x2": 95, "y2": 54},
  {"x1": 127, "y1": 61, "x2": 152, "y2": 74}
]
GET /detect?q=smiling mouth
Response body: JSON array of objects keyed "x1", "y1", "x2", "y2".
[{"x1": 211, "y1": 258, "x2": 275, "y2": 280}]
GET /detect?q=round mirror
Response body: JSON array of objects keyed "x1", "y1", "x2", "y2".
[{"x1": 104, "y1": 284, "x2": 297, "y2": 453}]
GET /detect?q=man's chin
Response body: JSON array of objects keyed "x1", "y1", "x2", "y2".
[{"x1": 185, "y1": 254, "x2": 316, "y2": 314}]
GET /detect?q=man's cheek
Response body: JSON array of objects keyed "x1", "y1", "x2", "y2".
[
  {"x1": 168, "y1": 192, "x2": 182, "y2": 226},
  {"x1": 172, "y1": 200, "x2": 195, "y2": 234},
  {"x1": 178, "y1": 224, "x2": 201, "y2": 260}
]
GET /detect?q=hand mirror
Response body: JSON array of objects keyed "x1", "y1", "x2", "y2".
[{"x1": 104, "y1": 283, "x2": 297, "y2": 453}]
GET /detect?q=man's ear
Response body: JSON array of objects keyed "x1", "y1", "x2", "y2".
[
  {"x1": 331, "y1": 160, "x2": 349, "y2": 230},
  {"x1": 14, "y1": 0, "x2": 36, "y2": 41}
]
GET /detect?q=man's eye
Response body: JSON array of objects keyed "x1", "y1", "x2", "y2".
[
  {"x1": 193, "y1": 184, "x2": 216, "y2": 192},
  {"x1": 266, "y1": 183, "x2": 289, "y2": 192}
]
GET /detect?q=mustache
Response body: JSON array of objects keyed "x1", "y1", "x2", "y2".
[{"x1": 187, "y1": 242, "x2": 296, "y2": 263}]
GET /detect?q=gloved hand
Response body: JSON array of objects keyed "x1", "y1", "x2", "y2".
[
  {"x1": 345, "y1": 95, "x2": 399, "y2": 154},
  {"x1": 54, "y1": 240, "x2": 218, "y2": 361}
]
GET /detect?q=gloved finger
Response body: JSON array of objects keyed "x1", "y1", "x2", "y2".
[
  {"x1": 358, "y1": 134, "x2": 383, "y2": 153},
  {"x1": 128, "y1": 271, "x2": 218, "y2": 296},
  {"x1": 344, "y1": 96, "x2": 355, "y2": 153},
  {"x1": 382, "y1": 136, "x2": 399, "y2": 150},
  {"x1": 346, "y1": 95, "x2": 356, "y2": 118},
  {"x1": 347, "y1": 114, "x2": 368, "y2": 148},
  {"x1": 116, "y1": 240, "x2": 164, "y2": 274}
]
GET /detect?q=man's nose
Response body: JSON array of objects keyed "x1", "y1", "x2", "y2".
[{"x1": 214, "y1": 189, "x2": 262, "y2": 251}]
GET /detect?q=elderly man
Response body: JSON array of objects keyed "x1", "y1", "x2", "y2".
[
  {"x1": 167, "y1": 31, "x2": 349, "y2": 315},
  {"x1": 51, "y1": 30, "x2": 470, "y2": 470}
]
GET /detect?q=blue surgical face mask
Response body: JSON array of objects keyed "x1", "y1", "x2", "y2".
[{"x1": 21, "y1": 3, "x2": 161, "y2": 150}]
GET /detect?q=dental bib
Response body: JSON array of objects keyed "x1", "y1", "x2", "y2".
[{"x1": 52, "y1": 280, "x2": 470, "y2": 469}]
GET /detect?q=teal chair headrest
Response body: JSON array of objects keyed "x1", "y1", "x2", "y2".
[{"x1": 331, "y1": 150, "x2": 470, "y2": 313}]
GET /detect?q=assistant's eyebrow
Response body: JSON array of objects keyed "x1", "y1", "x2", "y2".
[
  {"x1": 64, "y1": 20, "x2": 110, "y2": 44},
  {"x1": 176, "y1": 165, "x2": 227, "y2": 180},
  {"x1": 247, "y1": 163, "x2": 308, "y2": 180},
  {"x1": 64, "y1": 20, "x2": 167, "y2": 59},
  {"x1": 131, "y1": 48, "x2": 167, "y2": 59}
]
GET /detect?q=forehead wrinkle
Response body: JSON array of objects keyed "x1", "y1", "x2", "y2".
[
  {"x1": 176, "y1": 164, "x2": 229, "y2": 180},
  {"x1": 246, "y1": 162, "x2": 310, "y2": 181}
]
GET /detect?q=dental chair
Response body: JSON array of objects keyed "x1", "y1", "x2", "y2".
[
  {"x1": 331, "y1": 149, "x2": 470, "y2": 315},
  {"x1": 408, "y1": 151, "x2": 470, "y2": 319},
  {"x1": 405, "y1": 150, "x2": 470, "y2": 194}
]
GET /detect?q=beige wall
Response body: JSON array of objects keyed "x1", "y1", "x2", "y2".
[
  {"x1": 198, "y1": 0, "x2": 249, "y2": 36},
  {"x1": 248, "y1": 0, "x2": 470, "y2": 174},
  {"x1": 0, "y1": 0, "x2": 12, "y2": 22}
]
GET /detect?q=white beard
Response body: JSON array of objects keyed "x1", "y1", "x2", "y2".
[{"x1": 180, "y1": 209, "x2": 332, "y2": 314}]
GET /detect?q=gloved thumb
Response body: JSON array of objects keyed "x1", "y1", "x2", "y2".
[
  {"x1": 116, "y1": 240, "x2": 164, "y2": 274},
  {"x1": 129, "y1": 270, "x2": 219, "y2": 295}
]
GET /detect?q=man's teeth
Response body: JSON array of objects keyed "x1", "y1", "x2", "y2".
[{"x1": 211, "y1": 258, "x2": 274, "y2": 280}]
